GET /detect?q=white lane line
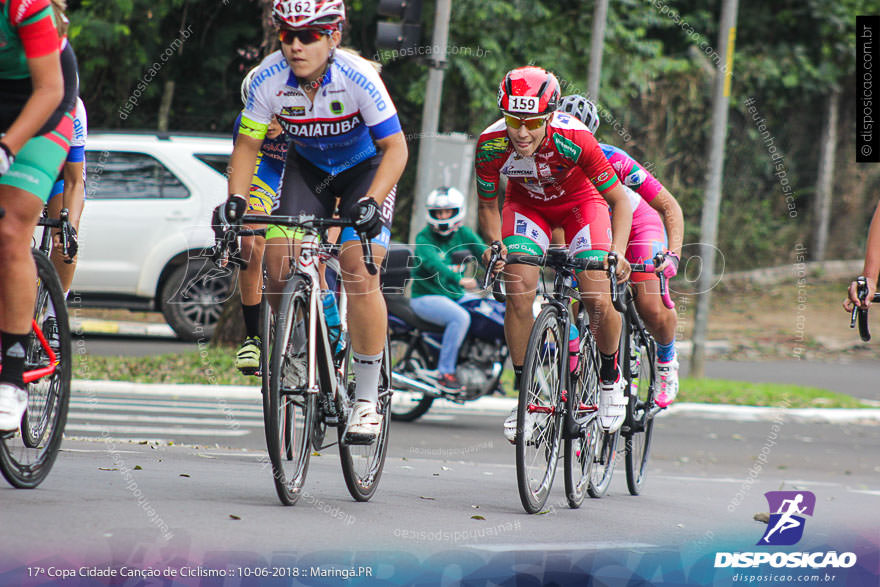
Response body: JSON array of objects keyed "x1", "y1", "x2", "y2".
[
  {"x1": 69, "y1": 401, "x2": 262, "y2": 418},
  {"x1": 67, "y1": 412, "x2": 262, "y2": 427},
  {"x1": 71, "y1": 398, "x2": 262, "y2": 411},
  {"x1": 655, "y1": 475, "x2": 842, "y2": 487},
  {"x1": 65, "y1": 424, "x2": 250, "y2": 437},
  {"x1": 847, "y1": 488, "x2": 880, "y2": 496}
]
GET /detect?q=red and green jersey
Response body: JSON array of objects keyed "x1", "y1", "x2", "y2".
[
  {"x1": 1, "y1": 0, "x2": 59, "y2": 80},
  {"x1": 474, "y1": 111, "x2": 620, "y2": 205}
]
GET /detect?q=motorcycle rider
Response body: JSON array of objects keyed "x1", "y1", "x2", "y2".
[{"x1": 410, "y1": 187, "x2": 487, "y2": 393}]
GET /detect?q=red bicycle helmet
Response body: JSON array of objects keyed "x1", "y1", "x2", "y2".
[{"x1": 497, "y1": 66, "x2": 560, "y2": 116}]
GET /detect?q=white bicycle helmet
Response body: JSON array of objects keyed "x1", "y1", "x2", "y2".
[
  {"x1": 240, "y1": 67, "x2": 259, "y2": 106},
  {"x1": 426, "y1": 187, "x2": 466, "y2": 236},
  {"x1": 273, "y1": 0, "x2": 345, "y2": 29},
  {"x1": 559, "y1": 95, "x2": 600, "y2": 134}
]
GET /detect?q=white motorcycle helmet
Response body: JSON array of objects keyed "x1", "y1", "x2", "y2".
[{"x1": 425, "y1": 187, "x2": 466, "y2": 236}]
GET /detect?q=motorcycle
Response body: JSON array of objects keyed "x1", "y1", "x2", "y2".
[{"x1": 382, "y1": 246, "x2": 509, "y2": 422}]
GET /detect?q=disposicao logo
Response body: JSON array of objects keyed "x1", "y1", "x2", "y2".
[
  {"x1": 758, "y1": 491, "x2": 815, "y2": 546},
  {"x1": 714, "y1": 490, "x2": 858, "y2": 569}
]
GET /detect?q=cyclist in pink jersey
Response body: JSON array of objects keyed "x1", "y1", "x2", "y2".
[
  {"x1": 560, "y1": 95, "x2": 684, "y2": 406},
  {"x1": 476, "y1": 66, "x2": 633, "y2": 437}
]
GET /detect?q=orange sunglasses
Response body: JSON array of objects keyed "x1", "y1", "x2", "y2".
[{"x1": 503, "y1": 113, "x2": 550, "y2": 130}]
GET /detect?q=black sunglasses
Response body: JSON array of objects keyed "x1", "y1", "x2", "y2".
[{"x1": 278, "y1": 28, "x2": 331, "y2": 45}]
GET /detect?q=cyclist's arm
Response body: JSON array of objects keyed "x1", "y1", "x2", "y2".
[
  {"x1": 603, "y1": 182, "x2": 633, "y2": 261},
  {"x1": 647, "y1": 187, "x2": 684, "y2": 258},
  {"x1": 846, "y1": 201, "x2": 880, "y2": 310},
  {"x1": 61, "y1": 160, "x2": 84, "y2": 213},
  {"x1": 227, "y1": 133, "x2": 262, "y2": 199},
  {"x1": 363, "y1": 131, "x2": 407, "y2": 206},
  {"x1": 4, "y1": 51, "x2": 64, "y2": 153}
]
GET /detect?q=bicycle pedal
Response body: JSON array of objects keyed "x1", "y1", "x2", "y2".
[
  {"x1": 343, "y1": 431, "x2": 378, "y2": 446},
  {"x1": 238, "y1": 366, "x2": 260, "y2": 376}
]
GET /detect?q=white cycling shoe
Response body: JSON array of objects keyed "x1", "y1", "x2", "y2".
[
  {"x1": 598, "y1": 371, "x2": 626, "y2": 433},
  {"x1": 655, "y1": 356, "x2": 680, "y2": 408},
  {"x1": 503, "y1": 407, "x2": 537, "y2": 445},
  {"x1": 0, "y1": 383, "x2": 27, "y2": 433},
  {"x1": 344, "y1": 400, "x2": 381, "y2": 445}
]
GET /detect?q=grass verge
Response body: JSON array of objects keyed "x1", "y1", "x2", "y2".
[{"x1": 76, "y1": 349, "x2": 870, "y2": 409}]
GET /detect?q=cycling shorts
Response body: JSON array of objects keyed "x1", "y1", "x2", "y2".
[
  {"x1": 1, "y1": 42, "x2": 78, "y2": 202},
  {"x1": 266, "y1": 151, "x2": 395, "y2": 248},
  {"x1": 626, "y1": 201, "x2": 667, "y2": 283},
  {"x1": 501, "y1": 194, "x2": 612, "y2": 262},
  {"x1": 247, "y1": 151, "x2": 282, "y2": 215}
]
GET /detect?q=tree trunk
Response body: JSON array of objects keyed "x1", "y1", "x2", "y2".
[
  {"x1": 157, "y1": 80, "x2": 174, "y2": 132},
  {"x1": 812, "y1": 87, "x2": 840, "y2": 261},
  {"x1": 261, "y1": 0, "x2": 277, "y2": 55}
]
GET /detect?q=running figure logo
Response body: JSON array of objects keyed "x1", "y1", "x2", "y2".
[{"x1": 758, "y1": 491, "x2": 816, "y2": 546}]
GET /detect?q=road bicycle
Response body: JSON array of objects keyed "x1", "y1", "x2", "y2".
[
  {"x1": 849, "y1": 276, "x2": 880, "y2": 342},
  {"x1": 0, "y1": 206, "x2": 75, "y2": 488},
  {"x1": 214, "y1": 213, "x2": 392, "y2": 505},
  {"x1": 483, "y1": 244, "x2": 621, "y2": 513},
  {"x1": 619, "y1": 254, "x2": 674, "y2": 496}
]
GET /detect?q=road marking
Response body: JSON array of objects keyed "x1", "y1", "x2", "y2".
[
  {"x1": 65, "y1": 423, "x2": 250, "y2": 437},
  {"x1": 467, "y1": 542, "x2": 659, "y2": 552},
  {"x1": 67, "y1": 412, "x2": 262, "y2": 427},
  {"x1": 70, "y1": 400, "x2": 262, "y2": 418}
]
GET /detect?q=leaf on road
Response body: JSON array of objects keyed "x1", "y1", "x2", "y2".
[
  {"x1": 754, "y1": 512, "x2": 770, "y2": 524},
  {"x1": 537, "y1": 509, "x2": 552, "y2": 515},
  {"x1": 419, "y1": 496, "x2": 436, "y2": 500},
  {"x1": 471, "y1": 505, "x2": 480, "y2": 509},
  {"x1": 133, "y1": 465, "x2": 142, "y2": 470},
  {"x1": 432, "y1": 473, "x2": 440, "y2": 477},
  {"x1": 229, "y1": 514, "x2": 241, "y2": 520},
  {"x1": 471, "y1": 515, "x2": 486, "y2": 521},
  {"x1": 98, "y1": 467, "x2": 118, "y2": 471},
  {"x1": 180, "y1": 474, "x2": 191, "y2": 478},
  {"x1": 312, "y1": 451, "x2": 321, "y2": 457},
  {"x1": 197, "y1": 454, "x2": 217, "y2": 459},
  {"x1": 138, "y1": 440, "x2": 149, "y2": 445},
  {"x1": 441, "y1": 466, "x2": 451, "y2": 471}
]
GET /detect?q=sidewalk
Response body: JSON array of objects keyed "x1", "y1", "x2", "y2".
[{"x1": 72, "y1": 380, "x2": 880, "y2": 425}]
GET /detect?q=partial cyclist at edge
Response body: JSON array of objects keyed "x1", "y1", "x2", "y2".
[
  {"x1": 475, "y1": 66, "x2": 633, "y2": 441},
  {"x1": 410, "y1": 186, "x2": 487, "y2": 394},
  {"x1": 229, "y1": 67, "x2": 289, "y2": 374},
  {"x1": 217, "y1": 0, "x2": 407, "y2": 443},
  {"x1": 0, "y1": 0, "x2": 77, "y2": 432},
  {"x1": 844, "y1": 199, "x2": 880, "y2": 313},
  {"x1": 559, "y1": 94, "x2": 685, "y2": 407}
]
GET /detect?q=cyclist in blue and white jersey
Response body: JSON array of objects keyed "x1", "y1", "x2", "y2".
[
  {"x1": 41, "y1": 95, "x2": 86, "y2": 347},
  {"x1": 217, "y1": 0, "x2": 408, "y2": 443}
]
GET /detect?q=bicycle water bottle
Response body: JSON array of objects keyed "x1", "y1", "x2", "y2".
[
  {"x1": 321, "y1": 290, "x2": 343, "y2": 354},
  {"x1": 569, "y1": 324, "x2": 580, "y2": 373},
  {"x1": 629, "y1": 343, "x2": 641, "y2": 396}
]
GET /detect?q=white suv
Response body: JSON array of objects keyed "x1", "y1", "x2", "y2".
[{"x1": 72, "y1": 132, "x2": 235, "y2": 341}]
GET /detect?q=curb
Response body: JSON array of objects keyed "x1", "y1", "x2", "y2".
[
  {"x1": 72, "y1": 380, "x2": 880, "y2": 424},
  {"x1": 72, "y1": 318, "x2": 176, "y2": 338}
]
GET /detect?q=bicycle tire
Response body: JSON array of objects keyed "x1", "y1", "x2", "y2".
[
  {"x1": 264, "y1": 277, "x2": 314, "y2": 506},
  {"x1": 0, "y1": 250, "x2": 71, "y2": 489},
  {"x1": 587, "y1": 427, "x2": 619, "y2": 498},
  {"x1": 625, "y1": 333, "x2": 656, "y2": 496},
  {"x1": 338, "y1": 336, "x2": 392, "y2": 502},
  {"x1": 388, "y1": 334, "x2": 434, "y2": 422},
  {"x1": 564, "y1": 331, "x2": 601, "y2": 509},
  {"x1": 516, "y1": 305, "x2": 564, "y2": 514}
]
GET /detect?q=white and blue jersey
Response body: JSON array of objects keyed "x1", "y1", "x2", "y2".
[
  {"x1": 239, "y1": 50, "x2": 401, "y2": 175},
  {"x1": 50, "y1": 96, "x2": 87, "y2": 200}
]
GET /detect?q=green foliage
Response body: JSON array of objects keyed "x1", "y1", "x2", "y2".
[{"x1": 65, "y1": 0, "x2": 868, "y2": 263}]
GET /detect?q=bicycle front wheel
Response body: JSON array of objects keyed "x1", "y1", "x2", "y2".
[
  {"x1": 0, "y1": 250, "x2": 71, "y2": 489},
  {"x1": 564, "y1": 332, "x2": 600, "y2": 509},
  {"x1": 625, "y1": 334, "x2": 656, "y2": 496},
  {"x1": 516, "y1": 305, "x2": 564, "y2": 514},
  {"x1": 338, "y1": 337, "x2": 392, "y2": 502},
  {"x1": 264, "y1": 277, "x2": 314, "y2": 506},
  {"x1": 388, "y1": 334, "x2": 434, "y2": 421}
]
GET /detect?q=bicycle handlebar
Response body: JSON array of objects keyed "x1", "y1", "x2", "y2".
[
  {"x1": 482, "y1": 243, "x2": 620, "y2": 306},
  {"x1": 629, "y1": 251, "x2": 675, "y2": 309},
  {"x1": 850, "y1": 277, "x2": 880, "y2": 342}
]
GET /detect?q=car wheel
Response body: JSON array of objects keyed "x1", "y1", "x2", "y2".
[{"x1": 160, "y1": 260, "x2": 234, "y2": 341}]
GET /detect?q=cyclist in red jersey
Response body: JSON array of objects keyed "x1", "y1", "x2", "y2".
[
  {"x1": 0, "y1": 0, "x2": 74, "y2": 432},
  {"x1": 844, "y1": 200, "x2": 880, "y2": 311},
  {"x1": 476, "y1": 66, "x2": 633, "y2": 437}
]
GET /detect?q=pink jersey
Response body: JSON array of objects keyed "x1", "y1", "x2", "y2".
[
  {"x1": 599, "y1": 143, "x2": 664, "y2": 211},
  {"x1": 475, "y1": 112, "x2": 620, "y2": 205}
]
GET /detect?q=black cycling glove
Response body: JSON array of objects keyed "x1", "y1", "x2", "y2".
[{"x1": 354, "y1": 197, "x2": 383, "y2": 239}]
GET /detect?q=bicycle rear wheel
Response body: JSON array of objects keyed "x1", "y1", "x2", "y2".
[
  {"x1": 0, "y1": 250, "x2": 71, "y2": 489},
  {"x1": 564, "y1": 332, "x2": 600, "y2": 509},
  {"x1": 587, "y1": 428, "x2": 619, "y2": 498},
  {"x1": 516, "y1": 305, "x2": 564, "y2": 514},
  {"x1": 264, "y1": 277, "x2": 314, "y2": 506},
  {"x1": 338, "y1": 337, "x2": 392, "y2": 501},
  {"x1": 625, "y1": 334, "x2": 656, "y2": 496}
]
